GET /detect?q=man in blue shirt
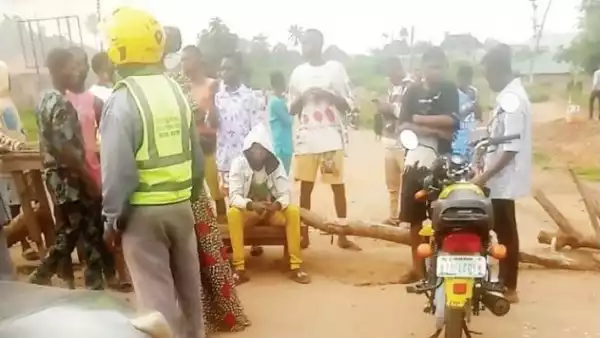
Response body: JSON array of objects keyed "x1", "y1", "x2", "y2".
[
  {"x1": 452, "y1": 65, "x2": 480, "y2": 157},
  {"x1": 268, "y1": 71, "x2": 293, "y2": 174}
]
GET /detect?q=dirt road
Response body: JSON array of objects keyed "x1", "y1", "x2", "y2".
[
  {"x1": 10, "y1": 101, "x2": 600, "y2": 337},
  {"x1": 225, "y1": 121, "x2": 600, "y2": 338}
]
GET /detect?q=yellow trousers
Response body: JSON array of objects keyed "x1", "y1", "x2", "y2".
[{"x1": 227, "y1": 205, "x2": 302, "y2": 271}]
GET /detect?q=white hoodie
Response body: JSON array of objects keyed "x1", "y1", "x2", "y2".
[{"x1": 228, "y1": 124, "x2": 290, "y2": 210}]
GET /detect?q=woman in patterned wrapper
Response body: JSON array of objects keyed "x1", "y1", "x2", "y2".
[{"x1": 172, "y1": 45, "x2": 250, "y2": 333}]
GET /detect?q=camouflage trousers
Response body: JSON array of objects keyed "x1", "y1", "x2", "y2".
[{"x1": 30, "y1": 199, "x2": 106, "y2": 290}]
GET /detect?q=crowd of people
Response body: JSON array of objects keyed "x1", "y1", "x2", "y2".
[{"x1": 0, "y1": 6, "x2": 535, "y2": 338}]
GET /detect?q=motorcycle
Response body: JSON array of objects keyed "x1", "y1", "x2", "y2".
[
  {"x1": 401, "y1": 94, "x2": 521, "y2": 338},
  {"x1": 345, "y1": 108, "x2": 360, "y2": 130}
]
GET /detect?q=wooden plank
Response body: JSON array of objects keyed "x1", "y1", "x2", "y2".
[
  {"x1": 12, "y1": 171, "x2": 46, "y2": 258},
  {"x1": 0, "y1": 152, "x2": 43, "y2": 173},
  {"x1": 29, "y1": 170, "x2": 55, "y2": 246}
]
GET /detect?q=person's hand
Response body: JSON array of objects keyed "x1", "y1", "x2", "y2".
[
  {"x1": 266, "y1": 202, "x2": 282, "y2": 213},
  {"x1": 251, "y1": 201, "x2": 269, "y2": 215},
  {"x1": 103, "y1": 226, "x2": 121, "y2": 253},
  {"x1": 470, "y1": 175, "x2": 487, "y2": 188}
]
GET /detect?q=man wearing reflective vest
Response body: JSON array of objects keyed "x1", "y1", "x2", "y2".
[{"x1": 99, "y1": 7, "x2": 204, "y2": 338}]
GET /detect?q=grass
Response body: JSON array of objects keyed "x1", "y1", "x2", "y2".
[{"x1": 20, "y1": 109, "x2": 38, "y2": 142}]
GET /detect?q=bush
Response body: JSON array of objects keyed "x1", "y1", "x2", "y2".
[{"x1": 525, "y1": 84, "x2": 550, "y2": 103}]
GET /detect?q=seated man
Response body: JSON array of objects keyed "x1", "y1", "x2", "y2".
[{"x1": 227, "y1": 124, "x2": 310, "y2": 285}]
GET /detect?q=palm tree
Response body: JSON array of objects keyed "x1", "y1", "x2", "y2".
[
  {"x1": 400, "y1": 27, "x2": 409, "y2": 42},
  {"x1": 287, "y1": 24, "x2": 304, "y2": 46}
]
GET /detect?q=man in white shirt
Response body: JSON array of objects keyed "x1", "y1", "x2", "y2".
[
  {"x1": 288, "y1": 29, "x2": 359, "y2": 251},
  {"x1": 89, "y1": 52, "x2": 114, "y2": 105},
  {"x1": 376, "y1": 57, "x2": 412, "y2": 225},
  {"x1": 590, "y1": 66, "x2": 600, "y2": 119},
  {"x1": 476, "y1": 44, "x2": 532, "y2": 304}
]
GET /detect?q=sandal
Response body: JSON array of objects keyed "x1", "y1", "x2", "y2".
[
  {"x1": 107, "y1": 278, "x2": 134, "y2": 293},
  {"x1": 233, "y1": 270, "x2": 250, "y2": 285},
  {"x1": 250, "y1": 245, "x2": 264, "y2": 257},
  {"x1": 337, "y1": 236, "x2": 362, "y2": 251},
  {"x1": 398, "y1": 270, "x2": 422, "y2": 285},
  {"x1": 289, "y1": 269, "x2": 311, "y2": 284}
]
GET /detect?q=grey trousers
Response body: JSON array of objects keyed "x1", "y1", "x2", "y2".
[
  {"x1": 122, "y1": 201, "x2": 204, "y2": 338},
  {"x1": 0, "y1": 228, "x2": 15, "y2": 281}
]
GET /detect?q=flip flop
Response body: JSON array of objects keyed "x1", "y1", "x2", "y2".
[{"x1": 289, "y1": 269, "x2": 311, "y2": 284}]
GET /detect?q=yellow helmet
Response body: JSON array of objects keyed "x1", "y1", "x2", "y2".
[{"x1": 104, "y1": 7, "x2": 166, "y2": 66}]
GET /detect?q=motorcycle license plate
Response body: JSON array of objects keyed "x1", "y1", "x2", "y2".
[{"x1": 436, "y1": 255, "x2": 487, "y2": 278}]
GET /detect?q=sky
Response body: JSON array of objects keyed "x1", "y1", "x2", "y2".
[{"x1": 0, "y1": 0, "x2": 580, "y2": 54}]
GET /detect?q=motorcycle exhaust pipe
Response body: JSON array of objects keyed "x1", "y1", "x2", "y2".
[{"x1": 481, "y1": 291, "x2": 510, "y2": 317}]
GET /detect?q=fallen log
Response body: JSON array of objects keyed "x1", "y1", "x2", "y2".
[
  {"x1": 537, "y1": 229, "x2": 600, "y2": 250},
  {"x1": 519, "y1": 251, "x2": 600, "y2": 271},
  {"x1": 532, "y1": 188, "x2": 582, "y2": 240},
  {"x1": 568, "y1": 168, "x2": 600, "y2": 246},
  {"x1": 300, "y1": 208, "x2": 600, "y2": 271},
  {"x1": 4, "y1": 212, "x2": 29, "y2": 247},
  {"x1": 300, "y1": 208, "x2": 411, "y2": 245}
]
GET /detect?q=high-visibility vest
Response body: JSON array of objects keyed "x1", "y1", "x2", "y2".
[{"x1": 116, "y1": 75, "x2": 193, "y2": 205}]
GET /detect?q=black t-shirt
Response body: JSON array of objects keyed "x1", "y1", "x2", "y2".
[{"x1": 400, "y1": 80, "x2": 459, "y2": 154}]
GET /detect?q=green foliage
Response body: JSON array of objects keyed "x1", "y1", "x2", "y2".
[
  {"x1": 20, "y1": 109, "x2": 38, "y2": 141},
  {"x1": 525, "y1": 84, "x2": 550, "y2": 103},
  {"x1": 557, "y1": 0, "x2": 600, "y2": 74}
]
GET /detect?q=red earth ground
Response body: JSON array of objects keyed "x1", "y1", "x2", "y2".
[{"x1": 10, "y1": 101, "x2": 600, "y2": 338}]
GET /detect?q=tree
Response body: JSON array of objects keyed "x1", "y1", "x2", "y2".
[
  {"x1": 288, "y1": 25, "x2": 304, "y2": 46},
  {"x1": 197, "y1": 17, "x2": 239, "y2": 75},
  {"x1": 527, "y1": 0, "x2": 554, "y2": 83},
  {"x1": 557, "y1": 0, "x2": 600, "y2": 74},
  {"x1": 440, "y1": 33, "x2": 483, "y2": 56}
]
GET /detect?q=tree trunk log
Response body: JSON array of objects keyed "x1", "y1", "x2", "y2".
[
  {"x1": 300, "y1": 209, "x2": 600, "y2": 271},
  {"x1": 300, "y1": 208, "x2": 411, "y2": 245},
  {"x1": 532, "y1": 188, "x2": 582, "y2": 239},
  {"x1": 4, "y1": 212, "x2": 29, "y2": 247},
  {"x1": 568, "y1": 168, "x2": 600, "y2": 245},
  {"x1": 537, "y1": 229, "x2": 599, "y2": 250},
  {"x1": 519, "y1": 251, "x2": 600, "y2": 271}
]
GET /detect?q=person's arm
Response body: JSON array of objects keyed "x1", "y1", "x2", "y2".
[
  {"x1": 189, "y1": 115, "x2": 205, "y2": 200},
  {"x1": 93, "y1": 97, "x2": 103, "y2": 126},
  {"x1": 327, "y1": 62, "x2": 353, "y2": 113},
  {"x1": 100, "y1": 89, "x2": 141, "y2": 230},
  {"x1": 228, "y1": 157, "x2": 252, "y2": 209},
  {"x1": 271, "y1": 99, "x2": 293, "y2": 127},
  {"x1": 475, "y1": 100, "x2": 524, "y2": 186},
  {"x1": 271, "y1": 162, "x2": 290, "y2": 209},
  {"x1": 288, "y1": 68, "x2": 304, "y2": 116},
  {"x1": 413, "y1": 84, "x2": 459, "y2": 130}
]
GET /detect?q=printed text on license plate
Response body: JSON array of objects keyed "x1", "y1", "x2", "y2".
[{"x1": 436, "y1": 255, "x2": 487, "y2": 278}]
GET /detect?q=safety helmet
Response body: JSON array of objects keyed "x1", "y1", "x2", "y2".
[{"x1": 103, "y1": 7, "x2": 166, "y2": 66}]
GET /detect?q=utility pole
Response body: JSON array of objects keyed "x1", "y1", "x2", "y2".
[{"x1": 96, "y1": 0, "x2": 103, "y2": 50}]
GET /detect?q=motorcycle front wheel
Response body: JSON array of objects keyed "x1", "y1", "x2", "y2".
[{"x1": 444, "y1": 307, "x2": 464, "y2": 338}]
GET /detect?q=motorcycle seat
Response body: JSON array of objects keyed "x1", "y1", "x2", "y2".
[{"x1": 430, "y1": 188, "x2": 493, "y2": 230}]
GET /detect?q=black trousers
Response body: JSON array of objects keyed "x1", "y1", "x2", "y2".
[
  {"x1": 590, "y1": 90, "x2": 600, "y2": 119},
  {"x1": 492, "y1": 199, "x2": 519, "y2": 290}
]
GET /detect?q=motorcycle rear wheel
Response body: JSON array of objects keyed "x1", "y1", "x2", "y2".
[{"x1": 444, "y1": 307, "x2": 464, "y2": 338}]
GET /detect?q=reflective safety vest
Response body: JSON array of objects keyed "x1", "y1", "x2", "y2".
[{"x1": 116, "y1": 75, "x2": 193, "y2": 205}]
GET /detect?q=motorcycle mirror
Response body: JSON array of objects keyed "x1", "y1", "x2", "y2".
[
  {"x1": 498, "y1": 93, "x2": 520, "y2": 113},
  {"x1": 399, "y1": 129, "x2": 419, "y2": 150}
]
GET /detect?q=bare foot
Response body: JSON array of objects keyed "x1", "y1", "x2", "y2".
[
  {"x1": 504, "y1": 289, "x2": 519, "y2": 304},
  {"x1": 337, "y1": 235, "x2": 362, "y2": 251},
  {"x1": 233, "y1": 270, "x2": 250, "y2": 285}
]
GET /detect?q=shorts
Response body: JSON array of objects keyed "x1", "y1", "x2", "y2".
[
  {"x1": 399, "y1": 165, "x2": 431, "y2": 225},
  {"x1": 294, "y1": 150, "x2": 344, "y2": 184}
]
